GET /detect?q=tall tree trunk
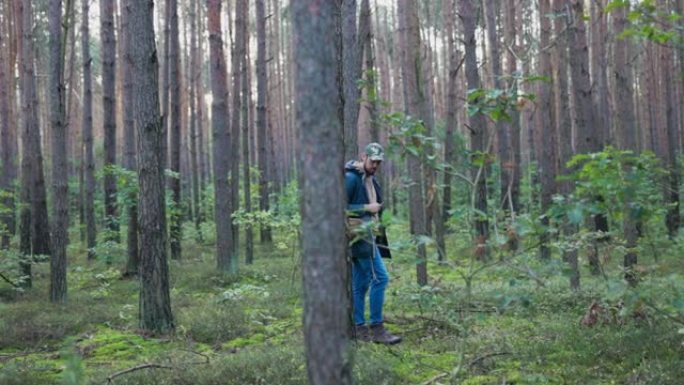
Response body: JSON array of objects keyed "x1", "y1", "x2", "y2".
[
  {"x1": 121, "y1": 0, "x2": 139, "y2": 275},
  {"x1": 442, "y1": 0, "x2": 458, "y2": 242},
  {"x1": 100, "y1": 0, "x2": 119, "y2": 242},
  {"x1": 255, "y1": 0, "x2": 272, "y2": 243},
  {"x1": 0, "y1": 0, "x2": 17, "y2": 249},
  {"x1": 504, "y1": 0, "x2": 521, "y2": 214},
  {"x1": 49, "y1": 0, "x2": 68, "y2": 303},
  {"x1": 590, "y1": 0, "x2": 610, "y2": 145},
  {"x1": 188, "y1": 0, "x2": 202, "y2": 242},
  {"x1": 293, "y1": 2, "x2": 351, "y2": 383},
  {"x1": 208, "y1": 0, "x2": 235, "y2": 274},
  {"x1": 129, "y1": 0, "x2": 174, "y2": 334},
  {"x1": 567, "y1": 0, "x2": 601, "y2": 275},
  {"x1": 553, "y1": 0, "x2": 579, "y2": 289},
  {"x1": 342, "y1": 0, "x2": 361, "y2": 160},
  {"x1": 168, "y1": 0, "x2": 182, "y2": 260},
  {"x1": 612, "y1": 3, "x2": 639, "y2": 286},
  {"x1": 663, "y1": 45, "x2": 680, "y2": 238},
  {"x1": 537, "y1": 0, "x2": 557, "y2": 261},
  {"x1": 460, "y1": 0, "x2": 489, "y2": 259},
  {"x1": 230, "y1": 0, "x2": 248, "y2": 267},
  {"x1": 241, "y1": 2, "x2": 253, "y2": 265},
  {"x1": 81, "y1": 0, "x2": 96, "y2": 260},
  {"x1": 400, "y1": 0, "x2": 428, "y2": 285},
  {"x1": 484, "y1": 0, "x2": 511, "y2": 217},
  {"x1": 17, "y1": 0, "x2": 51, "y2": 288}
]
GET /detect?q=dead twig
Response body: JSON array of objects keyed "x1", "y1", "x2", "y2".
[
  {"x1": 106, "y1": 363, "x2": 173, "y2": 384},
  {"x1": 0, "y1": 271, "x2": 20, "y2": 288},
  {"x1": 420, "y1": 372, "x2": 449, "y2": 385},
  {"x1": 468, "y1": 352, "x2": 511, "y2": 368}
]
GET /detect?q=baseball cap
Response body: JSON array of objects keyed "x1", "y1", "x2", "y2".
[{"x1": 364, "y1": 142, "x2": 384, "y2": 161}]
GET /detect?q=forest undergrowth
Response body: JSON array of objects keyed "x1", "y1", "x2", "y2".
[{"x1": 1, "y1": 220, "x2": 683, "y2": 385}]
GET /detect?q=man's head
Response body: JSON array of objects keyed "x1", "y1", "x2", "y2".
[{"x1": 361, "y1": 142, "x2": 384, "y2": 175}]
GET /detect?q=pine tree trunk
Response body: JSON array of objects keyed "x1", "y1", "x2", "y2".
[
  {"x1": 0, "y1": 0, "x2": 17, "y2": 249},
  {"x1": 553, "y1": 0, "x2": 579, "y2": 290},
  {"x1": 121, "y1": 0, "x2": 139, "y2": 275},
  {"x1": 129, "y1": 0, "x2": 174, "y2": 334},
  {"x1": 538, "y1": 0, "x2": 557, "y2": 261},
  {"x1": 81, "y1": 0, "x2": 96, "y2": 260},
  {"x1": 256, "y1": 0, "x2": 272, "y2": 243},
  {"x1": 612, "y1": 3, "x2": 639, "y2": 286},
  {"x1": 188, "y1": 0, "x2": 202, "y2": 242},
  {"x1": 168, "y1": 0, "x2": 182, "y2": 260},
  {"x1": 49, "y1": 0, "x2": 68, "y2": 303},
  {"x1": 342, "y1": 0, "x2": 360, "y2": 160},
  {"x1": 208, "y1": 0, "x2": 235, "y2": 273},
  {"x1": 504, "y1": 0, "x2": 521, "y2": 214},
  {"x1": 568, "y1": 0, "x2": 601, "y2": 275},
  {"x1": 100, "y1": 0, "x2": 119, "y2": 242},
  {"x1": 241, "y1": 1, "x2": 253, "y2": 265},
  {"x1": 400, "y1": 0, "x2": 428, "y2": 285},
  {"x1": 293, "y1": 2, "x2": 351, "y2": 383},
  {"x1": 230, "y1": 0, "x2": 248, "y2": 268},
  {"x1": 442, "y1": 0, "x2": 458, "y2": 239},
  {"x1": 461, "y1": 0, "x2": 489, "y2": 259}
]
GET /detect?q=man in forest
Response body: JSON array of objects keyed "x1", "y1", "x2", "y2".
[{"x1": 345, "y1": 142, "x2": 402, "y2": 345}]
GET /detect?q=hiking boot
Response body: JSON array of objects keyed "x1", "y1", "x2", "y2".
[
  {"x1": 370, "y1": 323, "x2": 402, "y2": 345},
  {"x1": 354, "y1": 324, "x2": 370, "y2": 342}
]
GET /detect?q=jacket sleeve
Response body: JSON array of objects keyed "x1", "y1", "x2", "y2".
[{"x1": 345, "y1": 172, "x2": 366, "y2": 216}]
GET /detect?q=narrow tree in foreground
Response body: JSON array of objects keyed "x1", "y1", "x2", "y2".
[
  {"x1": 81, "y1": 0, "x2": 96, "y2": 260},
  {"x1": 612, "y1": 3, "x2": 639, "y2": 285},
  {"x1": 100, "y1": 0, "x2": 119, "y2": 242},
  {"x1": 129, "y1": 0, "x2": 173, "y2": 333},
  {"x1": 399, "y1": 0, "x2": 428, "y2": 285},
  {"x1": 122, "y1": 0, "x2": 139, "y2": 275},
  {"x1": 49, "y1": 0, "x2": 67, "y2": 303},
  {"x1": 208, "y1": 0, "x2": 235, "y2": 273},
  {"x1": 168, "y1": 0, "x2": 182, "y2": 260},
  {"x1": 0, "y1": 1, "x2": 17, "y2": 250},
  {"x1": 256, "y1": 0, "x2": 272, "y2": 243},
  {"x1": 293, "y1": 1, "x2": 351, "y2": 383},
  {"x1": 538, "y1": 0, "x2": 557, "y2": 261},
  {"x1": 460, "y1": 0, "x2": 489, "y2": 259}
]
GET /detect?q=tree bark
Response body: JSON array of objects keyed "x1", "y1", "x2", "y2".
[
  {"x1": 121, "y1": 0, "x2": 139, "y2": 275},
  {"x1": 0, "y1": 0, "x2": 17, "y2": 249},
  {"x1": 208, "y1": 0, "x2": 235, "y2": 274},
  {"x1": 293, "y1": 2, "x2": 351, "y2": 383},
  {"x1": 256, "y1": 0, "x2": 272, "y2": 243},
  {"x1": 567, "y1": 0, "x2": 601, "y2": 275},
  {"x1": 101, "y1": 0, "x2": 119, "y2": 242},
  {"x1": 49, "y1": 0, "x2": 68, "y2": 303},
  {"x1": 400, "y1": 0, "x2": 428, "y2": 285},
  {"x1": 537, "y1": 0, "x2": 557, "y2": 261},
  {"x1": 460, "y1": 0, "x2": 489, "y2": 259},
  {"x1": 81, "y1": 0, "x2": 96, "y2": 260},
  {"x1": 553, "y1": 0, "x2": 579, "y2": 290},
  {"x1": 241, "y1": 1, "x2": 253, "y2": 265},
  {"x1": 504, "y1": 0, "x2": 521, "y2": 214},
  {"x1": 612, "y1": 3, "x2": 639, "y2": 286},
  {"x1": 168, "y1": 0, "x2": 182, "y2": 260},
  {"x1": 129, "y1": 0, "x2": 174, "y2": 334},
  {"x1": 342, "y1": 0, "x2": 361, "y2": 160},
  {"x1": 442, "y1": 0, "x2": 459, "y2": 243},
  {"x1": 230, "y1": 0, "x2": 248, "y2": 266}
]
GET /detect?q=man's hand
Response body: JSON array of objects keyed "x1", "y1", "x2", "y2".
[{"x1": 365, "y1": 202, "x2": 382, "y2": 214}]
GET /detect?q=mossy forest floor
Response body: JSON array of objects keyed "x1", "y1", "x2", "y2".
[{"x1": 1, "y1": 224, "x2": 683, "y2": 385}]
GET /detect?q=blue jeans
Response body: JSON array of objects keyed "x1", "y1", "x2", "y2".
[{"x1": 352, "y1": 247, "x2": 389, "y2": 326}]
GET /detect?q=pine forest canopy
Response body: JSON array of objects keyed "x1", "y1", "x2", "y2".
[{"x1": 0, "y1": 0, "x2": 684, "y2": 384}]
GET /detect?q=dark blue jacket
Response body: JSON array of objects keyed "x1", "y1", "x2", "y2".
[{"x1": 345, "y1": 161, "x2": 382, "y2": 259}]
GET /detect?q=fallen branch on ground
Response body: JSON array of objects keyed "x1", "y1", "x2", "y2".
[{"x1": 106, "y1": 363, "x2": 173, "y2": 384}]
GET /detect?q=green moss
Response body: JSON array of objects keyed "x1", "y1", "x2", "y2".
[{"x1": 221, "y1": 332, "x2": 266, "y2": 350}]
